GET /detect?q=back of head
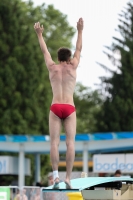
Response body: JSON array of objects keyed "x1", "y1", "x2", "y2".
[
  {"x1": 57, "y1": 47, "x2": 72, "y2": 62},
  {"x1": 114, "y1": 169, "x2": 122, "y2": 177}
]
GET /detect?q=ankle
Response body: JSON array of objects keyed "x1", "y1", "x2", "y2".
[
  {"x1": 65, "y1": 178, "x2": 70, "y2": 183},
  {"x1": 54, "y1": 177, "x2": 59, "y2": 183},
  {"x1": 53, "y1": 170, "x2": 59, "y2": 181}
]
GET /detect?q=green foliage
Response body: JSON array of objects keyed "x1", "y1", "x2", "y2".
[
  {"x1": 74, "y1": 82, "x2": 102, "y2": 133},
  {"x1": 0, "y1": 0, "x2": 75, "y2": 185},
  {"x1": 0, "y1": 0, "x2": 75, "y2": 134},
  {"x1": 95, "y1": 0, "x2": 133, "y2": 131}
]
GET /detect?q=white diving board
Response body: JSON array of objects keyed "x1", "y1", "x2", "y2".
[{"x1": 42, "y1": 177, "x2": 133, "y2": 192}]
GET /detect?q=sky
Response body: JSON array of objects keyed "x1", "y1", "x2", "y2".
[{"x1": 30, "y1": 0, "x2": 128, "y2": 89}]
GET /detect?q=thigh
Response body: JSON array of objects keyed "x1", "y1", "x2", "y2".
[
  {"x1": 63, "y1": 112, "x2": 76, "y2": 142},
  {"x1": 49, "y1": 111, "x2": 62, "y2": 142}
]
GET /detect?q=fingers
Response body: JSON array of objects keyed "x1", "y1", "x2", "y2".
[
  {"x1": 79, "y1": 17, "x2": 83, "y2": 21},
  {"x1": 77, "y1": 18, "x2": 83, "y2": 25},
  {"x1": 77, "y1": 18, "x2": 83, "y2": 30},
  {"x1": 79, "y1": 18, "x2": 83, "y2": 24},
  {"x1": 34, "y1": 22, "x2": 44, "y2": 34},
  {"x1": 42, "y1": 25, "x2": 44, "y2": 31},
  {"x1": 34, "y1": 22, "x2": 41, "y2": 29}
]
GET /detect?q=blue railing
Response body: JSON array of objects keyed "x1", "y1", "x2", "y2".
[{"x1": 0, "y1": 132, "x2": 133, "y2": 142}]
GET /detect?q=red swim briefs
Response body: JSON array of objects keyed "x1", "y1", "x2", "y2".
[{"x1": 50, "y1": 104, "x2": 76, "y2": 119}]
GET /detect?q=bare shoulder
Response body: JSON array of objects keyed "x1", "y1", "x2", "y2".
[
  {"x1": 48, "y1": 63, "x2": 58, "y2": 71},
  {"x1": 70, "y1": 58, "x2": 79, "y2": 69}
]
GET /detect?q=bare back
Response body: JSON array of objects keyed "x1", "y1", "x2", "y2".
[{"x1": 49, "y1": 62, "x2": 76, "y2": 105}]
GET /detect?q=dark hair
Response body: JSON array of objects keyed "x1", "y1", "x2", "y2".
[
  {"x1": 36, "y1": 182, "x2": 42, "y2": 187},
  {"x1": 57, "y1": 47, "x2": 72, "y2": 62},
  {"x1": 114, "y1": 169, "x2": 121, "y2": 175}
]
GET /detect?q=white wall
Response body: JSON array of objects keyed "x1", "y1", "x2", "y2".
[
  {"x1": 93, "y1": 154, "x2": 133, "y2": 173},
  {"x1": 0, "y1": 156, "x2": 30, "y2": 175}
]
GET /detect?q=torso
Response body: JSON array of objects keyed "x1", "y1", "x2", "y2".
[{"x1": 49, "y1": 62, "x2": 76, "y2": 106}]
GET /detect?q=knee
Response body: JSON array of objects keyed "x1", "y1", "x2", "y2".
[
  {"x1": 50, "y1": 140, "x2": 59, "y2": 148},
  {"x1": 66, "y1": 140, "x2": 74, "y2": 149}
]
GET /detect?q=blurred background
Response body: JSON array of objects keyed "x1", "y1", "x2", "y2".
[{"x1": 0, "y1": 0, "x2": 133, "y2": 197}]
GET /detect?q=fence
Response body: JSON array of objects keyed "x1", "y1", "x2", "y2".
[
  {"x1": 0, "y1": 186, "x2": 70, "y2": 200},
  {"x1": 0, "y1": 186, "x2": 19, "y2": 200},
  {"x1": 0, "y1": 172, "x2": 98, "y2": 200}
]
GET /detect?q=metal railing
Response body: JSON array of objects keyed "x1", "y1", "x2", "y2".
[{"x1": 0, "y1": 186, "x2": 69, "y2": 200}]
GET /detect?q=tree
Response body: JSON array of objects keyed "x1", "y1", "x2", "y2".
[
  {"x1": 95, "y1": 0, "x2": 133, "y2": 132},
  {"x1": 0, "y1": 0, "x2": 75, "y2": 134},
  {"x1": 74, "y1": 82, "x2": 102, "y2": 133},
  {"x1": 0, "y1": 0, "x2": 75, "y2": 185}
]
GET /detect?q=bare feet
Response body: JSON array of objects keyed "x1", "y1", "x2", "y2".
[
  {"x1": 65, "y1": 180, "x2": 72, "y2": 189},
  {"x1": 53, "y1": 177, "x2": 60, "y2": 189}
]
